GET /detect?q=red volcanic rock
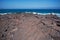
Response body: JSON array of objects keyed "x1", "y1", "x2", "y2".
[{"x1": 0, "y1": 13, "x2": 60, "y2": 40}]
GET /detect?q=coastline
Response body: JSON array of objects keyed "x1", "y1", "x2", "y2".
[{"x1": 0, "y1": 12, "x2": 60, "y2": 17}]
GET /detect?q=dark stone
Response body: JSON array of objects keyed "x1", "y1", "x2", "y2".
[
  {"x1": 2, "y1": 34, "x2": 4, "y2": 38},
  {"x1": 41, "y1": 22, "x2": 45, "y2": 25},
  {"x1": 56, "y1": 21, "x2": 60, "y2": 23},
  {"x1": 4, "y1": 29, "x2": 7, "y2": 32},
  {"x1": 56, "y1": 24, "x2": 60, "y2": 27}
]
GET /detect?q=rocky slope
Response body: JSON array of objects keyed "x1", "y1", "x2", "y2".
[{"x1": 0, "y1": 13, "x2": 60, "y2": 40}]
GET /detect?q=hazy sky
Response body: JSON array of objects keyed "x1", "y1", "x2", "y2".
[{"x1": 0, "y1": 0, "x2": 60, "y2": 9}]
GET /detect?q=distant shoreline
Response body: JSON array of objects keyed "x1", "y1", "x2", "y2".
[{"x1": 0, "y1": 12, "x2": 60, "y2": 17}]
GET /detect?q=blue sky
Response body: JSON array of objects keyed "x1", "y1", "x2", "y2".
[{"x1": 0, "y1": 0, "x2": 60, "y2": 9}]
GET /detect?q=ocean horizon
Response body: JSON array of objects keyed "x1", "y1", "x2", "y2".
[
  {"x1": 0, "y1": 9, "x2": 60, "y2": 17},
  {"x1": 0, "y1": 9, "x2": 60, "y2": 13}
]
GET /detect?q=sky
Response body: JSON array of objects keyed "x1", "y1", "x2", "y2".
[{"x1": 0, "y1": 0, "x2": 60, "y2": 9}]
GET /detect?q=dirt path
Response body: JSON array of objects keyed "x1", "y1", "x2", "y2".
[{"x1": 0, "y1": 13, "x2": 60, "y2": 40}]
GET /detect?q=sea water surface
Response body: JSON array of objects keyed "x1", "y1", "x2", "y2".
[{"x1": 0, "y1": 9, "x2": 60, "y2": 17}]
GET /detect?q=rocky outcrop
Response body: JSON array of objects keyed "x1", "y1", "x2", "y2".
[{"x1": 0, "y1": 13, "x2": 60, "y2": 40}]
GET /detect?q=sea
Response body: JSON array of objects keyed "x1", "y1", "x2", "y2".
[{"x1": 0, "y1": 9, "x2": 60, "y2": 17}]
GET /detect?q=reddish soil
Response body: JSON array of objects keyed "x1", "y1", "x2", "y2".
[{"x1": 0, "y1": 13, "x2": 60, "y2": 40}]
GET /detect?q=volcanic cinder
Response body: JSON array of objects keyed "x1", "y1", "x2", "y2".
[{"x1": 0, "y1": 13, "x2": 60, "y2": 40}]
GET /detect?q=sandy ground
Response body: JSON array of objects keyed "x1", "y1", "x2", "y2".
[{"x1": 0, "y1": 13, "x2": 60, "y2": 40}]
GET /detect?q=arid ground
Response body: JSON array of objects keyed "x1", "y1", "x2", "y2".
[{"x1": 0, "y1": 13, "x2": 60, "y2": 40}]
